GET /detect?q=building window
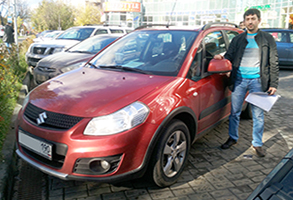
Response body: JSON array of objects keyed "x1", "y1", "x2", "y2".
[{"x1": 120, "y1": 15, "x2": 126, "y2": 21}]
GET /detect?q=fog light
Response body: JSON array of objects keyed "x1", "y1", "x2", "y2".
[
  {"x1": 73, "y1": 154, "x2": 122, "y2": 175},
  {"x1": 89, "y1": 159, "x2": 111, "y2": 173},
  {"x1": 101, "y1": 160, "x2": 110, "y2": 170}
]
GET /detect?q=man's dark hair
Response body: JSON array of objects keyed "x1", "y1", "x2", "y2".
[{"x1": 243, "y1": 8, "x2": 261, "y2": 20}]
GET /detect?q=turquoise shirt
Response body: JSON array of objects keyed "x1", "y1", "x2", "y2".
[{"x1": 238, "y1": 33, "x2": 260, "y2": 79}]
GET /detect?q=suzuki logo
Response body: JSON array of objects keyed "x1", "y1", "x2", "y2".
[{"x1": 37, "y1": 112, "x2": 47, "y2": 125}]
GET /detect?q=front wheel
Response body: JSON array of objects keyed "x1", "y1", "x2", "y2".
[{"x1": 148, "y1": 119, "x2": 190, "y2": 187}]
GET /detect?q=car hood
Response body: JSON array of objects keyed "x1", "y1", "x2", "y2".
[
  {"x1": 29, "y1": 67, "x2": 175, "y2": 117},
  {"x1": 37, "y1": 52, "x2": 94, "y2": 68},
  {"x1": 32, "y1": 39, "x2": 80, "y2": 48}
]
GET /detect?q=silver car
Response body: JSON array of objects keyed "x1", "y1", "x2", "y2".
[{"x1": 26, "y1": 25, "x2": 132, "y2": 67}]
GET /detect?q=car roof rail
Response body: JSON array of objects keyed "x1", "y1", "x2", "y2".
[
  {"x1": 83, "y1": 24, "x2": 103, "y2": 26},
  {"x1": 135, "y1": 24, "x2": 174, "y2": 30},
  {"x1": 102, "y1": 23, "x2": 127, "y2": 27},
  {"x1": 202, "y1": 22, "x2": 238, "y2": 30}
]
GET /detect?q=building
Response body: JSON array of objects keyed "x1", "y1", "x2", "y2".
[{"x1": 92, "y1": 0, "x2": 293, "y2": 29}]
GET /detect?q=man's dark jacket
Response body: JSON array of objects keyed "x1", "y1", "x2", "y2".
[
  {"x1": 224, "y1": 30, "x2": 279, "y2": 92},
  {"x1": 3, "y1": 24, "x2": 14, "y2": 44}
]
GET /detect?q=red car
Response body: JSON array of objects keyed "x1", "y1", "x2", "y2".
[{"x1": 16, "y1": 23, "x2": 248, "y2": 187}]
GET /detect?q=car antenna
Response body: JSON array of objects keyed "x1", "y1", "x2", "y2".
[{"x1": 167, "y1": 0, "x2": 178, "y2": 28}]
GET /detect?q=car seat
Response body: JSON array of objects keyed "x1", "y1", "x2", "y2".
[{"x1": 162, "y1": 42, "x2": 178, "y2": 58}]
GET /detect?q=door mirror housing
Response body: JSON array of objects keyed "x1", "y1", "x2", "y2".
[{"x1": 208, "y1": 58, "x2": 232, "y2": 73}]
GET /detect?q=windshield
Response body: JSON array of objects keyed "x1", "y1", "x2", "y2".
[
  {"x1": 68, "y1": 36, "x2": 119, "y2": 54},
  {"x1": 44, "y1": 31, "x2": 62, "y2": 38},
  {"x1": 86, "y1": 30, "x2": 198, "y2": 76},
  {"x1": 56, "y1": 27, "x2": 95, "y2": 41}
]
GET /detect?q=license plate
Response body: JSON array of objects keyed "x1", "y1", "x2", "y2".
[{"x1": 18, "y1": 130, "x2": 53, "y2": 160}]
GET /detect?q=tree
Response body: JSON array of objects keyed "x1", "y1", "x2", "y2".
[
  {"x1": 16, "y1": 0, "x2": 30, "y2": 22},
  {"x1": 31, "y1": 0, "x2": 75, "y2": 32},
  {"x1": 74, "y1": 4, "x2": 102, "y2": 26}
]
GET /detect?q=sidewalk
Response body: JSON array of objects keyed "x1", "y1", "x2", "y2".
[{"x1": 0, "y1": 71, "x2": 30, "y2": 200}]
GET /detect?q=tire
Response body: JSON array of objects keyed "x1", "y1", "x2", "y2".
[
  {"x1": 241, "y1": 103, "x2": 252, "y2": 119},
  {"x1": 148, "y1": 119, "x2": 190, "y2": 187}
]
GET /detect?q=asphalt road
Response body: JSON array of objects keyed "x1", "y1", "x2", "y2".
[{"x1": 13, "y1": 69, "x2": 293, "y2": 200}]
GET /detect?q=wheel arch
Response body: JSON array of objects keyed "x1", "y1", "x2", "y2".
[{"x1": 141, "y1": 106, "x2": 198, "y2": 172}]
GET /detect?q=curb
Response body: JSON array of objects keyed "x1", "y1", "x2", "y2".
[{"x1": 0, "y1": 70, "x2": 31, "y2": 200}]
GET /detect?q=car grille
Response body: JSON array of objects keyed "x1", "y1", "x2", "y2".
[
  {"x1": 24, "y1": 103, "x2": 83, "y2": 130},
  {"x1": 33, "y1": 47, "x2": 46, "y2": 55},
  {"x1": 27, "y1": 57, "x2": 41, "y2": 64},
  {"x1": 19, "y1": 128, "x2": 68, "y2": 169}
]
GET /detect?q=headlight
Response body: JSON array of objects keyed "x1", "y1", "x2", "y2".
[
  {"x1": 22, "y1": 92, "x2": 30, "y2": 108},
  {"x1": 27, "y1": 44, "x2": 33, "y2": 53},
  {"x1": 60, "y1": 62, "x2": 86, "y2": 73},
  {"x1": 84, "y1": 102, "x2": 149, "y2": 136},
  {"x1": 53, "y1": 47, "x2": 64, "y2": 54}
]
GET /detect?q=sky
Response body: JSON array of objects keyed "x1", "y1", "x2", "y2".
[{"x1": 26, "y1": 0, "x2": 84, "y2": 9}]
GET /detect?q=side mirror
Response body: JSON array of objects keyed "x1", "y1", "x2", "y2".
[{"x1": 208, "y1": 58, "x2": 232, "y2": 73}]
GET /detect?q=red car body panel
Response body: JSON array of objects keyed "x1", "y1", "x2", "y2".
[{"x1": 29, "y1": 68, "x2": 175, "y2": 117}]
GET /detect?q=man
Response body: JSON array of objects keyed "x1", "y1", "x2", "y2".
[
  {"x1": 214, "y1": 9, "x2": 279, "y2": 157},
  {"x1": 3, "y1": 19, "x2": 14, "y2": 51},
  {"x1": 239, "y1": 21, "x2": 245, "y2": 30}
]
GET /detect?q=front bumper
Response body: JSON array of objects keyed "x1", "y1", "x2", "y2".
[
  {"x1": 26, "y1": 53, "x2": 46, "y2": 67},
  {"x1": 16, "y1": 149, "x2": 68, "y2": 180},
  {"x1": 16, "y1": 148, "x2": 145, "y2": 182},
  {"x1": 16, "y1": 111, "x2": 158, "y2": 182},
  {"x1": 33, "y1": 67, "x2": 59, "y2": 85}
]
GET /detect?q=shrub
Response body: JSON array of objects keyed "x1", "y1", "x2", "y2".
[{"x1": 0, "y1": 41, "x2": 29, "y2": 151}]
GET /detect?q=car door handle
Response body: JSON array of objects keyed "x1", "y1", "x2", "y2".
[{"x1": 186, "y1": 88, "x2": 198, "y2": 96}]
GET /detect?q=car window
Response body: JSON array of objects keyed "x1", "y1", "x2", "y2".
[
  {"x1": 94, "y1": 29, "x2": 109, "y2": 35},
  {"x1": 57, "y1": 28, "x2": 95, "y2": 41},
  {"x1": 204, "y1": 31, "x2": 226, "y2": 56},
  {"x1": 203, "y1": 31, "x2": 226, "y2": 75},
  {"x1": 110, "y1": 29, "x2": 124, "y2": 34},
  {"x1": 187, "y1": 44, "x2": 202, "y2": 81},
  {"x1": 87, "y1": 30, "x2": 198, "y2": 76},
  {"x1": 267, "y1": 31, "x2": 287, "y2": 42},
  {"x1": 224, "y1": 30, "x2": 239, "y2": 42},
  {"x1": 289, "y1": 33, "x2": 293, "y2": 43},
  {"x1": 68, "y1": 36, "x2": 118, "y2": 54}
]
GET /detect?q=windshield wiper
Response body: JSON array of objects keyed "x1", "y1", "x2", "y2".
[
  {"x1": 87, "y1": 62, "x2": 98, "y2": 68},
  {"x1": 69, "y1": 50, "x2": 93, "y2": 54},
  {"x1": 99, "y1": 65, "x2": 151, "y2": 74}
]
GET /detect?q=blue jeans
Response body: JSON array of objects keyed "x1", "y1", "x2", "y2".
[
  {"x1": 5, "y1": 43, "x2": 11, "y2": 53},
  {"x1": 229, "y1": 77, "x2": 264, "y2": 147}
]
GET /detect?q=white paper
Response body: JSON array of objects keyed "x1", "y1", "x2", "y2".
[{"x1": 245, "y1": 92, "x2": 280, "y2": 112}]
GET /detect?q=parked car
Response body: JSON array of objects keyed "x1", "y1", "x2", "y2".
[
  {"x1": 33, "y1": 34, "x2": 122, "y2": 85},
  {"x1": 26, "y1": 25, "x2": 132, "y2": 67},
  {"x1": 33, "y1": 31, "x2": 63, "y2": 43},
  {"x1": 247, "y1": 148, "x2": 293, "y2": 200},
  {"x1": 16, "y1": 23, "x2": 249, "y2": 187},
  {"x1": 261, "y1": 28, "x2": 293, "y2": 68},
  {"x1": 36, "y1": 30, "x2": 54, "y2": 38}
]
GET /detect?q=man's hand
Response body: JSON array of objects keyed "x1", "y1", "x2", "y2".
[
  {"x1": 214, "y1": 54, "x2": 223, "y2": 59},
  {"x1": 267, "y1": 87, "x2": 277, "y2": 95}
]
